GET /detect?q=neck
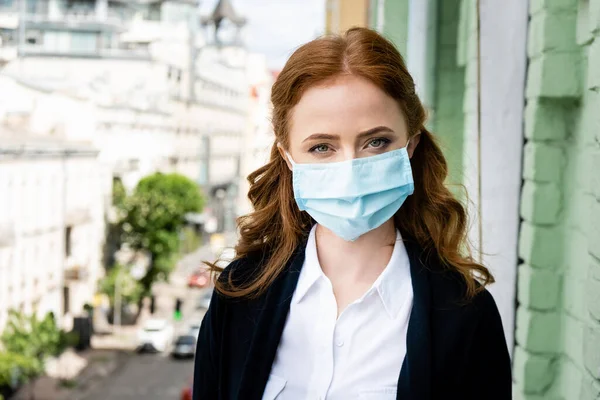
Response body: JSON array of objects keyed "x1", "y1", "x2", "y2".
[{"x1": 315, "y1": 220, "x2": 397, "y2": 283}]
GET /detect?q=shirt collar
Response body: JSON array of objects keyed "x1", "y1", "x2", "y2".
[
  {"x1": 293, "y1": 226, "x2": 412, "y2": 319},
  {"x1": 293, "y1": 225, "x2": 323, "y2": 304},
  {"x1": 372, "y1": 230, "x2": 412, "y2": 319}
]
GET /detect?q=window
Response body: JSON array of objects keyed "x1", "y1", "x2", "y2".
[
  {"x1": 129, "y1": 159, "x2": 139, "y2": 170},
  {"x1": 176, "y1": 336, "x2": 196, "y2": 345},
  {"x1": 62, "y1": 285, "x2": 70, "y2": 315},
  {"x1": 65, "y1": 226, "x2": 72, "y2": 257},
  {"x1": 69, "y1": 31, "x2": 97, "y2": 53},
  {"x1": 0, "y1": 0, "x2": 14, "y2": 9}
]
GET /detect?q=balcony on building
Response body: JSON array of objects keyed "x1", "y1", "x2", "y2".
[{"x1": 0, "y1": 0, "x2": 199, "y2": 60}]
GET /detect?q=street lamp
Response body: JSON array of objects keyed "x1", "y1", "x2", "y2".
[{"x1": 113, "y1": 248, "x2": 131, "y2": 333}]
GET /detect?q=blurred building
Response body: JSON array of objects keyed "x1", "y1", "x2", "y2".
[
  {"x1": 0, "y1": 0, "x2": 248, "y2": 191},
  {"x1": 236, "y1": 53, "x2": 275, "y2": 217},
  {"x1": 372, "y1": 0, "x2": 600, "y2": 398},
  {"x1": 0, "y1": 76, "x2": 107, "y2": 331},
  {"x1": 325, "y1": 0, "x2": 369, "y2": 34},
  {"x1": 0, "y1": 0, "x2": 251, "y2": 212},
  {"x1": 0, "y1": 0, "x2": 252, "y2": 328}
]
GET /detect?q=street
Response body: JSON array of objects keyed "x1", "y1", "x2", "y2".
[
  {"x1": 80, "y1": 353, "x2": 194, "y2": 400},
  {"x1": 77, "y1": 243, "x2": 225, "y2": 400}
]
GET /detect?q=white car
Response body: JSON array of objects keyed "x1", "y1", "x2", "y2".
[{"x1": 137, "y1": 318, "x2": 174, "y2": 352}]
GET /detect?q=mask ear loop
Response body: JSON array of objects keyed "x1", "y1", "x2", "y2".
[
  {"x1": 277, "y1": 143, "x2": 297, "y2": 168},
  {"x1": 284, "y1": 151, "x2": 297, "y2": 167}
]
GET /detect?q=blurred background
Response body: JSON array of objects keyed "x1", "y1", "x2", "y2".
[{"x1": 0, "y1": 0, "x2": 598, "y2": 399}]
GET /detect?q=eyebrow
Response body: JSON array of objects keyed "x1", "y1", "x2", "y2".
[{"x1": 301, "y1": 126, "x2": 396, "y2": 143}]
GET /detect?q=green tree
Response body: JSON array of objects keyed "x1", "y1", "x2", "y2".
[
  {"x1": 98, "y1": 264, "x2": 144, "y2": 307},
  {"x1": 112, "y1": 177, "x2": 127, "y2": 210},
  {"x1": 119, "y1": 173, "x2": 204, "y2": 295}
]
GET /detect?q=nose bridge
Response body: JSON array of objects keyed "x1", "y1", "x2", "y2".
[{"x1": 340, "y1": 143, "x2": 358, "y2": 161}]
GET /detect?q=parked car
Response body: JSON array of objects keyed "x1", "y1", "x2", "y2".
[
  {"x1": 136, "y1": 318, "x2": 174, "y2": 353},
  {"x1": 195, "y1": 289, "x2": 213, "y2": 310},
  {"x1": 188, "y1": 268, "x2": 210, "y2": 289},
  {"x1": 171, "y1": 334, "x2": 197, "y2": 359}
]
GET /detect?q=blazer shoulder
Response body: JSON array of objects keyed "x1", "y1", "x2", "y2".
[
  {"x1": 217, "y1": 251, "x2": 267, "y2": 285},
  {"x1": 213, "y1": 250, "x2": 272, "y2": 309},
  {"x1": 428, "y1": 267, "x2": 498, "y2": 316}
]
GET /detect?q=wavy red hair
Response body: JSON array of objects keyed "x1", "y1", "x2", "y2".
[{"x1": 210, "y1": 27, "x2": 493, "y2": 299}]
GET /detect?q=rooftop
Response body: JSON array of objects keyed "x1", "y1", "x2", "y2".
[{"x1": 201, "y1": 0, "x2": 247, "y2": 29}]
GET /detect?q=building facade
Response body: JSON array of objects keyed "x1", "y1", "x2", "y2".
[
  {"x1": 0, "y1": 0, "x2": 251, "y2": 220},
  {"x1": 0, "y1": 82, "x2": 107, "y2": 331},
  {"x1": 0, "y1": 0, "x2": 249, "y2": 190},
  {"x1": 371, "y1": 0, "x2": 600, "y2": 398},
  {"x1": 0, "y1": 0, "x2": 252, "y2": 330},
  {"x1": 236, "y1": 53, "x2": 274, "y2": 217}
]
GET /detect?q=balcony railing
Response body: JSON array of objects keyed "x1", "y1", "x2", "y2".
[
  {"x1": 22, "y1": 12, "x2": 125, "y2": 31},
  {"x1": 20, "y1": 44, "x2": 152, "y2": 60},
  {"x1": 64, "y1": 266, "x2": 89, "y2": 281}
]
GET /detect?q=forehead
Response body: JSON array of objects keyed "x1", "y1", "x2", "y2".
[{"x1": 288, "y1": 75, "x2": 405, "y2": 139}]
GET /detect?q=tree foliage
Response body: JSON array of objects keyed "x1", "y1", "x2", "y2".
[
  {"x1": 0, "y1": 310, "x2": 75, "y2": 390},
  {"x1": 98, "y1": 264, "x2": 144, "y2": 307},
  {"x1": 112, "y1": 177, "x2": 127, "y2": 210},
  {"x1": 0, "y1": 351, "x2": 41, "y2": 389},
  {"x1": 0, "y1": 311, "x2": 64, "y2": 359},
  {"x1": 118, "y1": 173, "x2": 204, "y2": 294}
]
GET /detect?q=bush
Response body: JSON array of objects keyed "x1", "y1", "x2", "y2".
[
  {"x1": 0, "y1": 352, "x2": 42, "y2": 388},
  {"x1": 60, "y1": 331, "x2": 80, "y2": 350},
  {"x1": 0, "y1": 311, "x2": 63, "y2": 358}
]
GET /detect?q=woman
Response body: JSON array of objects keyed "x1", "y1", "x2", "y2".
[{"x1": 193, "y1": 28, "x2": 511, "y2": 400}]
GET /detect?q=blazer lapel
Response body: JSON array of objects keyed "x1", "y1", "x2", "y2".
[
  {"x1": 397, "y1": 241, "x2": 433, "y2": 400},
  {"x1": 236, "y1": 245, "x2": 306, "y2": 400}
]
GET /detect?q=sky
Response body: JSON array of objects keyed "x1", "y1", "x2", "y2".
[{"x1": 199, "y1": 0, "x2": 326, "y2": 70}]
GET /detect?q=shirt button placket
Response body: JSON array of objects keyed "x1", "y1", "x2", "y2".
[{"x1": 323, "y1": 289, "x2": 337, "y2": 399}]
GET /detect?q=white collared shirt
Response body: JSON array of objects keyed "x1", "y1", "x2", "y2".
[{"x1": 263, "y1": 225, "x2": 413, "y2": 400}]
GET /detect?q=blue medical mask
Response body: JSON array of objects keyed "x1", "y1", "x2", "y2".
[{"x1": 285, "y1": 145, "x2": 414, "y2": 241}]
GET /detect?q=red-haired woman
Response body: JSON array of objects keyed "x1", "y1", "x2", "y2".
[{"x1": 193, "y1": 28, "x2": 511, "y2": 400}]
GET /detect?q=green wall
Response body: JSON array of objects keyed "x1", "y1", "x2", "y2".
[
  {"x1": 371, "y1": 0, "x2": 467, "y2": 185},
  {"x1": 370, "y1": 0, "x2": 409, "y2": 56},
  {"x1": 370, "y1": 0, "x2": 600, "y2": 397},
  {"x1": 514, "y1": 0, "x2": 600, "y2": 398},
  {"x1": 434, "y1": 0, "x2": 468, "y2": 186}
]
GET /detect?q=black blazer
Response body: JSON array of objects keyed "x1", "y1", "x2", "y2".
[{"x1": 193, "y1": 239, "x2": 512, "y2": 400}]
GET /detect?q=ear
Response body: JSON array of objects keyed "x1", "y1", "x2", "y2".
[
  {"x1": 277, "y1": 143, "x2": 293, "y2": 171},
  {"x1": 407, "y1": 134, "x2": 421, "y2": 158}
]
